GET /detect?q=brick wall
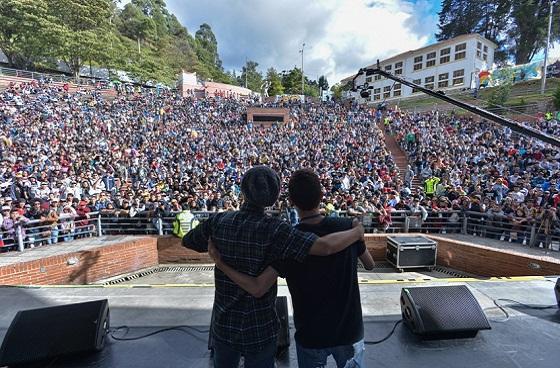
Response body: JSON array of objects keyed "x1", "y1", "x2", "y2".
[
  {"x1": 158, "y1": 234, "x2": 385, "y2": 264},
  {"x1": 160, "y1": 234, "x2": 560, "y2": 277},
  {"x1": 0, "y1": 237, "x2": 158, "y2": 285},
  {"x1": 430, "y1": 235, "x2": 560, "y2": 277}
]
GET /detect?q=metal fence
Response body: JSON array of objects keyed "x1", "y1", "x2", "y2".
[{"x1": 1, "y1": 209, "x2": 559, "y2": 253}]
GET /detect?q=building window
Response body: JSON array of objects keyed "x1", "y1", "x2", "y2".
[
  {"x1": 383, "y1": 85, "x2": 391, "y2": 98},
  {"x1": 483, "y1": 45, "x2": 488, "y2": 53},
  {"x1": 412, "y1": 79, "x2": 421, "y2": 93},
  {"x1": 438, "y1": 73, "x2": 449, "y2": 88},
  {"x1": 440, "y1": 55, "x2": 450, "y2": 64},
  {"x1": 426, "y1": 60, "x2": 436, "y2": 68},
  {"x1": 394, "y1": 83, "x2": 401, "y2": 90},
  {"x1": 385, "y1": 65, "x2": 392, "y2": 71},
  {"x1": 483, "y1": 54, "x2": 488, "y2": 61},
  {"x1": 453, "y1": 69, "x2": 464, "y2": 86},
  {"x1": 413, "y1": 55, "x2": 423, "y2": 71},
  {"x1": 477, "y1": 42, "x2": 482, "y2": 59},
  {"x1": 425, "y1": 76, "x2": 434, "y2": 90},
  {"x1": 477, "y1": 42, "x2": 482, "y2": 50},
  {"x1": 373, "y1": 94, "x2": 381, "y2": 100},
  {"x1": 455, "y1": 51, "x2": 466, "y2": 60},
  {"x1": 395, "y1": 61, "x2": 403, "y2": 75},
  {"x1": 366, "y1": 76, "x2": 372, "y2": 83},
  {"x1": 393, "y1": 90, "x2": 401, "y2": 97},
  {"x1": 427, "y1": 51, "x2": 436, "y2": 59},
  {"x1": 455, "y1": 43, "x2": 466, "y2": 52},
  {"x1": 374, "y1": 75, "x2": 381, "y2": 81},
  {"x1": 440, "y1": 48, "x2": 450, "y2": 56}
]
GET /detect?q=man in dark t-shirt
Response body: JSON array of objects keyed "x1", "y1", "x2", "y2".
[{"x1": 210, "y1": 169, "x2": 374, "y2": 368}]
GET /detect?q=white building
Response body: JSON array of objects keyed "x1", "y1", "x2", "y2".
[{"x1": 344, "y1": 34, "x2": 496, "y2": 103}]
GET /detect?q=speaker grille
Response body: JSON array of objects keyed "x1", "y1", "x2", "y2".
[
  {"x1": 0, "y1": 300, "x2": 109, "y2": 366},
  {"x1": 402, "y1": 285, "x2": 490, "y2": 335}
]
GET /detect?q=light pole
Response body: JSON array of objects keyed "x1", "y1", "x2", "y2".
[
  {"x1": 299, "y1": 42, "x2": 306, "y2": 96},
  {"x1": 541, "y1": 0, "x2": 556, "y2": 94}
]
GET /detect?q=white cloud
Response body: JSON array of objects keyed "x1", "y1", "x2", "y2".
[{"x1": 166, "y1": 0, "x2": 438, "y2": 84}]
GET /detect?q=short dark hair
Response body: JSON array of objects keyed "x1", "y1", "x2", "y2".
[{"x1": 288, "y1": 169, "x2": 322, "y2": 211}]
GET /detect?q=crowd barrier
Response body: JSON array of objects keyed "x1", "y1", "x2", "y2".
[{"x1": 1, "y1": 210, "x2": 558, "y2": 253}]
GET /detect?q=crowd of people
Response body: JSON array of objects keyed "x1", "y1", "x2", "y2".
[
  {"x1": 2, "y1": 77, "x2": 560, "y2": 249},
  {"x1": 0, "y1": 79, "x2": 401, "y2": 247},
  {"x1": 389, "y1": 109, "x2": 560, "y2": 246}
]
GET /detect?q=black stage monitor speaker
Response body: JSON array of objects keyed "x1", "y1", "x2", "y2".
[
  {"x1": 555, "y1": 278, "x2": 560, "y2": 308},
  {"x1": 0, "y1": 299, "x2": 109, "y2": 366},
  {"x1": 400, "y1": 285, "x2": 491, "y2": 339}
]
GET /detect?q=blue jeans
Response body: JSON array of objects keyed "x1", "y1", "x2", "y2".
[
  {"x1": 296, "y1": 339, "x2": 365, "y2": 368},
  {"x1": 213, "y1": 338, "x2": 277, "y2": 368}
]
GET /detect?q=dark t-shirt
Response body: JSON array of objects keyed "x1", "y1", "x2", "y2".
[{"x1": 273, "y1": 217, "x2": 366, "y2": 349}]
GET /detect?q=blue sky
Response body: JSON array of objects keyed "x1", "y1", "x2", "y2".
[{"x1": 165, "y1": 0, "x2": 444, "y2": 83}]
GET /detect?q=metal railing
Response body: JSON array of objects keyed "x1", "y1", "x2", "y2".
[{"x1": 1, "y1": 209, "x2": 558, "y2": 253}]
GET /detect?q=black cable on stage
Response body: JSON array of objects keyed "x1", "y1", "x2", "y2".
[
  {"x1": 496, "y1": 298, "x2": 557, "y2": 310},
  {"x1": 364, "y1": 319, "x2": 402, "y2": 345},
  {"x1": 487, "y1": 298, "x2": 557, "y2": 323},
  {"x1": 109, "y1": 325, "x2": 209, "y2": 342}
]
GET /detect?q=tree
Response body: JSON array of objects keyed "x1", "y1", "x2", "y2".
[
  {"x1": 437, "y1": 0, "x2": 511, "y2": 64},
  {"x1": 119, "y1": 3, "x2": 156, "y2": 54},
  {"x1": 238, "y1": 60, "x2": 263, "y2": 92},
  {"x1": 47, "y1": 0, "x2": 114, "y2": 78},
  {"x1": 195, "y1": 23, "x2": 221, "y2": 69},
  {"x1": 318, "y1": 75, "x2": 329, "y2": 92},
  {"x1": 281, "y1": 67, "x2": 304, "y2": 94},
  {"x1": 330, "y1": 83, "x2": 343, "y2": 100},
  {"x1": 507, "y1": 0, "x2": 560, "y2": 64},
  {"x1": 266, "y1": 68, "x2": 284, "y2": 96},
  {"x1": 0, "y1": 0, "x2": 60, "y2": 69},
  {"x1": 554, "y1": 85, "x2": 560, "y2": 110}
]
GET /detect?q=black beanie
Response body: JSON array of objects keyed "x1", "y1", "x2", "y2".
[{"x1": 241, "y1": 166, "x2": 280, "y2": 208}]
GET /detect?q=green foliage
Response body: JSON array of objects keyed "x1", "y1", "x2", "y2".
[
  {"x1": 507, "y1": 0, "x2": 560, "y2": 64},
  {"x1": 0, "y1": 0, "x2": 61, "y2": 69},
  {"x1": 238, "y1": 60, "x2": 263, "y2": 92},
  {"x1": 281, "y1": 67, "x2": 303, "y2": 94},
  {"x1": 330, "y1": 83, "x2": 343, "y2": 100},
  {"x1": 554, "y1": 86, "x2": 560, "y2": 110},
  {"x1": 436, "y1": 0, "x2": 559, "y2": 65},
  {"x1": 486, "y1": 67, "x2": 513, "y2": 108},
  {"x1": 0, "y1": 0, "x2": 330, "y2": 91},
  {"x1": 266, "y1": 68, "x2": 284, "y2": 96}
]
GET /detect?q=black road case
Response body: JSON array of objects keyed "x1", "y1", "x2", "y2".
[{"x1": 386, "y1": 236, "x2": 437, "y2": 272}]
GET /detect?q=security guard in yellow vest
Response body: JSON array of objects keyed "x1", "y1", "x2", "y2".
[
  {"x1": 424, "y1": 175, "x2": 440, "y2": 198},
  {"x1": 173, "y1": 203, "x2": 199, "y2": 238}
]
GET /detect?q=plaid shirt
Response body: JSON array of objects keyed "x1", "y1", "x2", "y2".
[{"x1": 183, "y1": 203, "x2": 317, "y2": 353}]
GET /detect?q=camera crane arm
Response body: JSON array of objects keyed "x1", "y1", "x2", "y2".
[{"x1": 352, "y1": 63, "x2": 560, "y2": 148}]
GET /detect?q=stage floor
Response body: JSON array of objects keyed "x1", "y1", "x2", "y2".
[{"x1": 1, "y1": 277, "x2": 558, "y2": 368}]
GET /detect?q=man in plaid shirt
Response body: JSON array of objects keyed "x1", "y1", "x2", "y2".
[{"x1": 183, "y1": 166, "x2": 364, "y2": 368}]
